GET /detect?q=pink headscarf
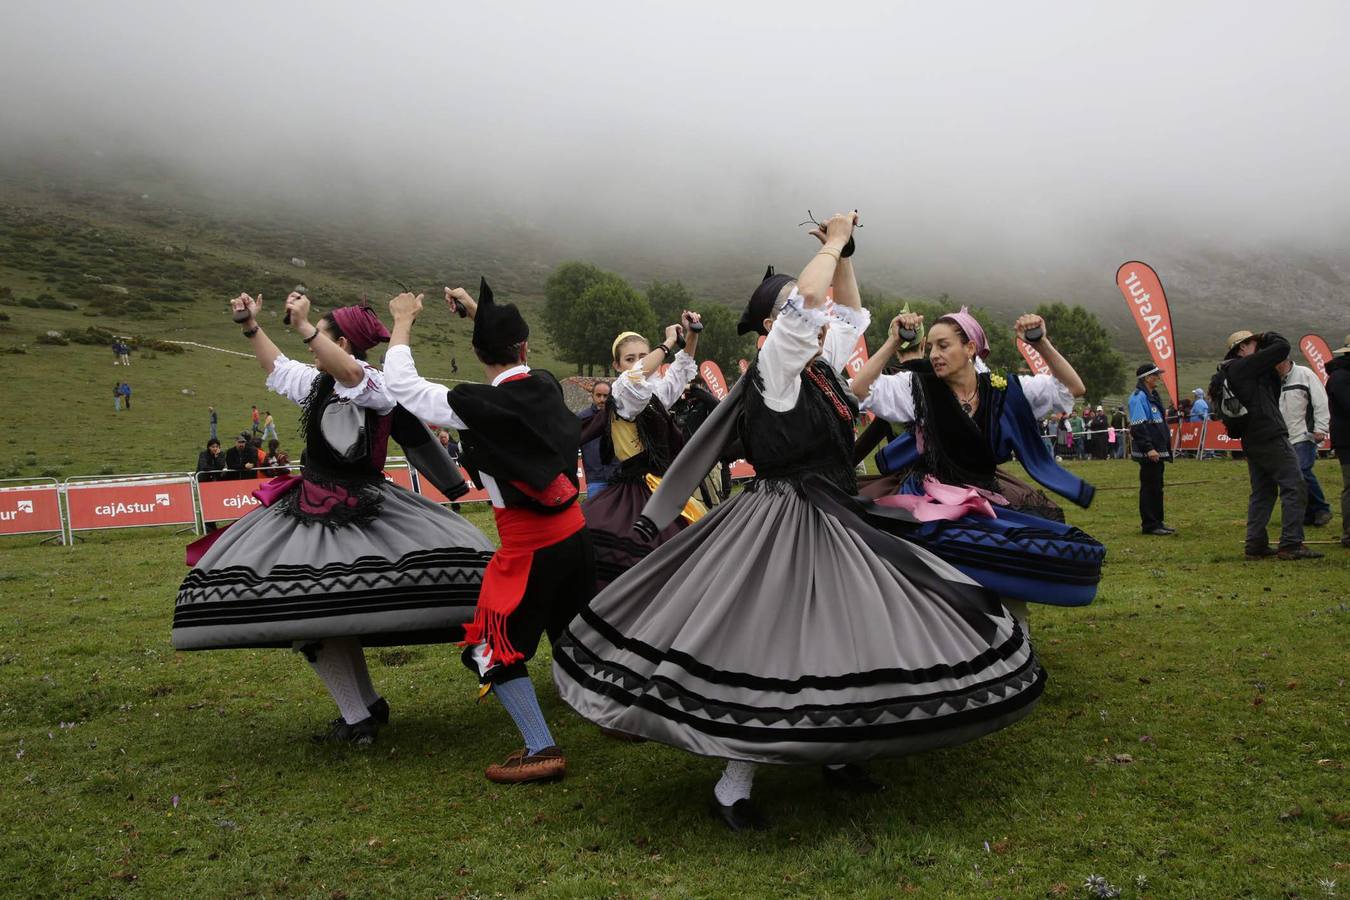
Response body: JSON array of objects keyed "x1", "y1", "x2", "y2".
[
  {"x1": 329, "y1": 303, "x2": 390, "y2": 354},
  {"x1": 937, "y1": 306, "x2": 989, "y2": 360}
]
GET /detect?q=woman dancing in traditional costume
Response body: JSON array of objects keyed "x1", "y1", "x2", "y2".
[
  {"x1": 849, "y1": 309, "x2": 1105, "y2": 612},
  {"x1": 554, "y1": 213, "x2": 1044, "y2": 830},
  {"x1": 581, "y1": 313, "x2": 707, "y2": 587},
  {"x1": 173, "y1": 291, "x2": 494, "y2": 745}
]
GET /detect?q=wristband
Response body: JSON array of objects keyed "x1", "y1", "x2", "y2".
[
  {"x1": 656, "y1": 343, "x2": 672, "y2": 357},
  {"x1": 301, "y1": 329, "x2": 320, "y2": 344},
  {"x1": 242, "y1": 325, "x2": 259, "y2": 338}
]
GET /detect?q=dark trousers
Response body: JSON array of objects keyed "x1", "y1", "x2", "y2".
[
  {"x1": 1137, "y1": 459, "x2": 1165, "y2": 531},
  {"x1": 1293, "y1": 440, "x2": 1331, "y2": 520},
  {"x1": 1341, "y1": 459, "x2": 1350, "y2": 542},
  {"x1": 470, "y1": 528, "x2": 597, "y2": 685},
  {"x1": 1244, "y1": 437, "x2": 1306, "y2": 550}
]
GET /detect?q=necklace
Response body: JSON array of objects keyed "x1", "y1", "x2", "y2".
[{"x1": 957, "y1": 384, "x2": 978, "y2": 416}]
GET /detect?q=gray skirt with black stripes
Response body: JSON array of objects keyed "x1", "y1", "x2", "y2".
[
  {"x1": 172, "y1": 483, "x2": 494, "y2": 650},
  {"x1": 552, "y1": 476, "x2": 1045, "y2": 765}
]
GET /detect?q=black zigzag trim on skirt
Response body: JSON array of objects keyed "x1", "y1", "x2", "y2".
[
  {"x1": 919, "y1": 535, "x2": 1103, "y2": 584},
  {"x1": 555, "y1": 647, "x2": 1046, "y2": 743},
  {"x1": 181, "y1": 547, "x2": 492, "y2": 590},
  {"x1": 571, "y1": 605, "x2": 1027, "y2": 690},
  {"x1": 173, "y1": 583, "x2": 482, "y2": 628},
  {"x1": 558, "y1": 626, "x2": 1040, "y2": 717}
]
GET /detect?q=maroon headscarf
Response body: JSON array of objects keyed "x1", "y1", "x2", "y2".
[{"x1": 329, "y1": 303, "x2": 390, "y2": 354}]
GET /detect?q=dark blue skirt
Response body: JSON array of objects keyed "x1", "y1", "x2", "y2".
[{"x1": 862, "y1": 475, "x2": 1104, "y2": 607}]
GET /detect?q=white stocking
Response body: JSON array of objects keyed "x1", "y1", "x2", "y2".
[
  {"x1": 714, "y1": 760, "x2": 757, "y2": 805},
  {"x1": 307, "y1": 638, "x2": 371, "y2": 724}
]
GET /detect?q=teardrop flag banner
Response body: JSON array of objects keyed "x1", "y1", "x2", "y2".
[
  {"x1": 699, "y1": 360, "x2": 728, "y2": 400},
  {"x1": 1300, "y1": 334, "x2": 1332, "y2": 385},
  {"x1": 1116, "y1": 261, "x2": 1178, "y2": 404},
  {"x1": 1017, "y1": 338, "x2": 1052, "y2": 376},
  {"x1": 844, "y1": 335, "x2": 870, "y2": 378}
]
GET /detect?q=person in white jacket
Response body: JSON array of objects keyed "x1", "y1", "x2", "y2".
[{"x1": 1277, "y1": 359, "x2": 1332, "y2": 527}]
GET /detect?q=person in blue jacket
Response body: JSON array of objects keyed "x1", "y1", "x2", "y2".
[{"x1": 1129, "y1": 364, "x2": 1174, "y2": 535}]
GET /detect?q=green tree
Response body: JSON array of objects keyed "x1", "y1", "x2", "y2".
[
  {"x1": 543, "y1": 261, "x2": 607, "y2": 372},
  {"x1": 645, "y1": 280, "x2": 696, "y2": 330},
  {"x1": 1033, "y1": 302, "x2": 1127, "y2": 404},
  {"x1": 572, "y1": 277, "x2": 658, "y2": 375},
  {"x1": 691, "y1": 303, "x2": 757, "y2": 383}
]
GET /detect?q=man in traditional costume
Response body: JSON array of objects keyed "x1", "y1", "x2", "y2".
[{"x1": 385, "y1": 282, "x2": 595, "y2": 783}]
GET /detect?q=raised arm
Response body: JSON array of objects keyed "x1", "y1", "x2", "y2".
[
  {"x1": 1015, "y1": 313, "x2": 1086, "y2": 398},
  {"x1": 386, "y1": 291, "x2": 466, "y2": 429},
  {"x1": 285, "y1": 291, "x2": 365, "y2": 388},
  {"x1": 232, "y1": 293, "x2": 283, "y2": 375},
  {"x1": 852, "y1": 309, "x2": 920, "y2": 401},
  {"x1": 796, "y1": 212, "x2": 857, "y2": 308}
]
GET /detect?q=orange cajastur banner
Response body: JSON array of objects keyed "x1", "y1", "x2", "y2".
[
  {"x1": 1116, "y1": 261, "x2": 1178, "y2": 404},
  {"x1": 1300, "y1": 334, "x2": 1332, "y2": 385}
]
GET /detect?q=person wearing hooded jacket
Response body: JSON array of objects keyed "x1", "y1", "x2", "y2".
[
  {"x1": 1324, "y1": 334, "x2": 1350, "y2": 549},
  {"x1": 1128, "y1": 363, "x2": 1174, "y2": 535}
]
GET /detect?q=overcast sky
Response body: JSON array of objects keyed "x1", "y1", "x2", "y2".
[{"x1": 3, "y1": 1, "x2": 1350, "y2": 284}]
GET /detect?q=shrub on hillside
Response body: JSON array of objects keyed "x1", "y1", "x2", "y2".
[
  {"x1": 68, "y1": 327, "x2": 117, "y2": 346},
  {"x1": 36, "y1": 332, "x2": 69, "y2": 346},
  {"x1": 2, "y1": 345, "x2": 27, "y2": 354}
]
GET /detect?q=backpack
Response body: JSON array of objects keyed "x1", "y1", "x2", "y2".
[{"x1": 1208, "y1": 365, "x2": 1249, "y2": 438}]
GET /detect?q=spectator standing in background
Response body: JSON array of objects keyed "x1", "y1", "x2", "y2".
[
  {"x1": 110, "y1": 341, "x2": 122, "y2": 366},
  {"x1": 1190, "y1": 388, "x2": 1210, "y2": 422},
  {"x1": 436, "y1": 429, "x2": 463, "y2": 511},
  {"x1": 209, "y1": 406, "x2": 218, "y2": 442},
  {"x1": 1276, "y1": 358, "x2": 1332, "y2": 527},
  {"x1": 1110, "y1": 406, "x2": 1128, "y2": 458},
  {"x1": 1055, "y1": 412, "x2": 1071, "y2": 459},
  {"x1": 119, "y1": 382, "x2": 132, "y2": 409},
  {"x1": 113, "y1": 383, "x2": 123, "y2": 411},
  {"x1": 118, "y1": 341, "x2": 131, "y2": 366},
  {"x1": 250, "y1": 405, "x2": 261, "y2": 438},
  {"x1": 1212, "y1": 330, "x2": 1320, "y2": 560},
  {"x1": 1323, "y1": 334, "x2": 1350, "y2": 549},
  {"x1": 1089, "y1": 406, "x2": 1109, "y2": 459},
  {"x1": 1129, "y1": 364, "x2": 1175, "y2": 535},
  {"x1": 261, "y1": 410, "x2": 278, "y2": 442},
  {"x1": 577, "y1": 380, "x2": 620, "y2": 500},
  {"x1": 1068, "y1": 408, "x2": 1086, "y2": 459}
]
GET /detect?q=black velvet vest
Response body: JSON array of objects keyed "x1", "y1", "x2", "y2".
[
  {"x1": 740, "y1": 358, "x2": 859, "y2": 493},
  {"x1": 909, "y1": 362, "x2": 1005, "y2": 491},
  {"x1": 450, "y1": 370, "x2": 581, "y2": 512}
]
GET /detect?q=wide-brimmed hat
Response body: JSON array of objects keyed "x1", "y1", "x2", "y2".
[
  {"x1": 1333, "y1": 333, "x2": 1350, "y2": 357},
  {"x1": 1225, "y1": 329, "x2": 1255, "y2": 359}
]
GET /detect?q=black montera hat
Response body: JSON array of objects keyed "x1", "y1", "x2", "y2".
[
  {"x1": 471, "y1": 277, "x2": 529, "y2": 351},
  {"x1": 737, "y1": 265, "x2": 795, "y2": 336}
]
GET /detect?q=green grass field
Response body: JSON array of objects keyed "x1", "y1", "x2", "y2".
[{"x1": 1, "y1": 459, "x2": 1346, "y2": 898}]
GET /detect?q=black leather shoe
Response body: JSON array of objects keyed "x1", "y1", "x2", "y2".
[
  {"x1": 712, "y1": 798, "x2": 769, "y2": 832},
  {"x1": 1143, "y1": 526, "x2": 1176, "y2": 536},
  {"x1": 1244, "y1": 545, "x2": 1278, "y2": 560},
  {"x1": 312, "y1": 716, "x2": 379, "y2": 747},
  {"x1": 368, "y1": 697, "x2": 390, "y2": 724},
  {"x1": 822, "y1": 763, "x2": 887, "y2": 793}
]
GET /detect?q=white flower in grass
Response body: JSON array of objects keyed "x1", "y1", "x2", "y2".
[
  {"x1": 1082, "y1": 874, "x2": 1121, "y2": 899},
  {"x1": 1318, "y1": 878, "x2": 1336, "y2": 898}
]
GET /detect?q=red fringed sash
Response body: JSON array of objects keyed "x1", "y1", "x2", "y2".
[{"x1": 462, "y1": 502, "x2": 585, "y2": 668}]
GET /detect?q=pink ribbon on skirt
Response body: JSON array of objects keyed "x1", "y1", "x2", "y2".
[
  {"x1": 185, "y1": 475, "x2": 302, "y2": 567},
  {"x1": 872, "y1": 476, "x2": 1002, "y2": 522}
]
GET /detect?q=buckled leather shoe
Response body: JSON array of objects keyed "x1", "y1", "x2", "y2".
[
  {"x1": 712, "y1": 798, "x2": 769, "y2": 832},
  {"x1": 311, "y1": 715, "x2": 378, "y2": 747},
  {"x1": 822, "y1": 763, "x2": 886, "y2": 793},
  {"x1": 1276, "y1": 544, "x2": 1324, "y2": 560},
  {"x1": 1244, "y1": 545, "x2": 1278, "y2": 560},
  {"x1": 485, "y1": 746, "x2": 566, "y2": 784},
  {"x1": 368, "y1": 697, "x2": 390, "y2": 724}
]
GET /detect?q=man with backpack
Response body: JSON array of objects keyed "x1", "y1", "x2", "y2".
[
  {"x1": 1210, "y1": 330, "x2": 1322, "y2": 560},
  {"x1": 1325, "y1": 334, "x2": 1350, "y2": 550}
]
